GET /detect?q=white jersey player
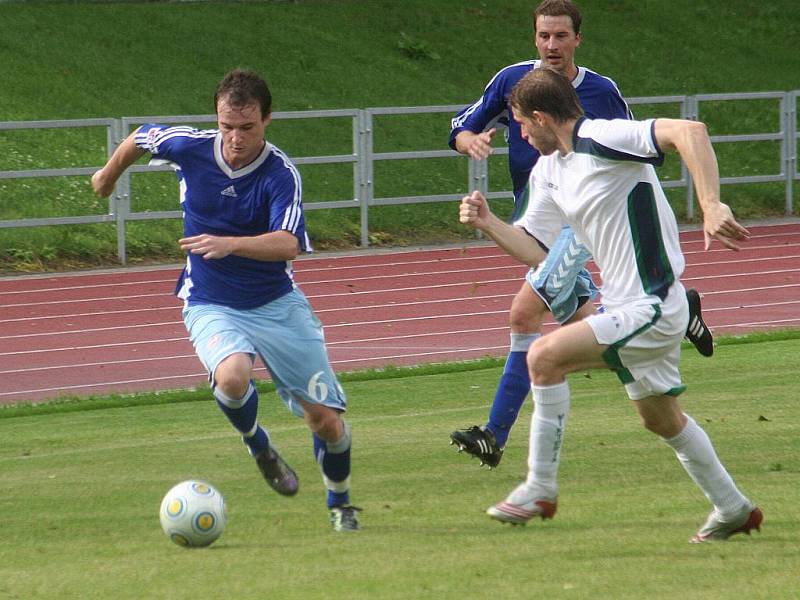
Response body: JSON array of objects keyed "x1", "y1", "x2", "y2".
[{"x1": 459, "y1": 67, "x2": 761, "y2": 543}]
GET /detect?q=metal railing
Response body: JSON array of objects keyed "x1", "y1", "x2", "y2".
[{"x1": 1, "y1": 90, "x2": 797, "y2": 264}]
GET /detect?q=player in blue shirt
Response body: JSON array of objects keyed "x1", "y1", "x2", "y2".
[
  {"x1": 91, "y1": 69, "x2": 360, "y2": 532},
  {"x1": 448, "y1": 0, "x2": 713, "y2": 469}
]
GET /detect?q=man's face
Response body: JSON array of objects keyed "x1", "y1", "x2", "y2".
[
  {"x1": 216, "y1": 97, "x2": 270, "y2": 168},
  {"x1": 534, "y1": 14, "x2": 581, "y2": 75},
  {"x1": 512, "y1": 106, "x2": 559, "y2": 155}
]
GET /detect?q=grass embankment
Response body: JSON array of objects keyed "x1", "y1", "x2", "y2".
[{"x1": 1, "y1": 0, "x2": 798, "y2": 271}]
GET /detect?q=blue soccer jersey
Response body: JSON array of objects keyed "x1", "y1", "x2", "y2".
[
  {"x1": 135, "y1": 125, "x2": 311, "y2": 310},
  {"x1": 449, "y1": 60, "x2": 631, "y2": 200}
]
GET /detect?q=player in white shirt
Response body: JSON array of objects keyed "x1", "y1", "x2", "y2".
[
  {"x1": 448, "y1": 0, "x2": 713, "y2": 474},
  {"x1": 459, "y1": 68, "x2": 762, "y2": 543}
]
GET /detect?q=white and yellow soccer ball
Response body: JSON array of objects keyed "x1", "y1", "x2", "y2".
[{"x1": 159, "y1": 480, "x2": 227, "y2": 548}]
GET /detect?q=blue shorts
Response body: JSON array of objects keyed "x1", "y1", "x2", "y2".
[
  {"x1": 182, "y1": 288, "x2": 346, "y2": 418},
  {"x1": 526, "y1": 226, "x2": 599, "y2": 325}
]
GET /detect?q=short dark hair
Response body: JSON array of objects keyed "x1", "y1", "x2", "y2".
[
  {"x1": 214, "y1": 68, "x2": 272, "y2": 118},
  {"x1": 510, "y1": 68, "x2": 584, "y2": 123},
  {"x1": 534, "y1": 0, "x2": 582, "y2": 34}
]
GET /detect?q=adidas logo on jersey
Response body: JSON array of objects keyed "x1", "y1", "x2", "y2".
[{"x1": 221, "y1": 185, "x2": 238, "y2": 198}]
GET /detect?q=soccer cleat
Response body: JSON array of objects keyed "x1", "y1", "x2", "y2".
[
  {"x1": 449, "y1": 425, "x2": 504, "y2": 468},
  {"x1": 254, "y1": 445, "x2": 299, "y2": 496},
  {"x1": 486, "y1": 483, "x2": 558, "y2": 525},
  {"x1": 330, "y1": 505, "x2": 361, "y2": 532},
  {"x1": 690, "y1": 504, "x2": 763, "y2": 543},
  {"x1": 685, "y1": 288, "x2": 714, "y2": 357}
]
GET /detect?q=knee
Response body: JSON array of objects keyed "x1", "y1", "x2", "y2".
[
  {"x1": 304, "y1": 404, "x2": 343, "y2": 441},
  {"x1": 214, "y1": 372, "x2": 249, "y2": 400},
  {"x1": 526, "y1": 338, "x2": 560, "y2": 384},
  {"x1": 638, "y1": 409, "x2": 686, "y2": 438},
  {"x1": 640, "y1": 415, "x2": 672, "y2": 438},
  {"x1": 213, "y1": 357, "x2": 251, "y2": 399},
  {"x1": 509, "y1": 294, "x2": 546, "y2": 332}
]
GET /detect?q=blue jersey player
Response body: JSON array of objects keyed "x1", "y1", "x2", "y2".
[
  {"x1": 91, "y1": 69, "x2": 360, "y2": 532},
  {"x1": 448, "y1": 0, "x2": 713, "y2": 469}
]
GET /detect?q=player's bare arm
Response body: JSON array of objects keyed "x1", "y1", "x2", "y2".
[
  {"x1": 653, "y1": 118, "x2": 750, "y2": 251},
  {"x1": 180, "y1": 230, "x2": 300, "y2": 262},
  {"x1": 91, "y1": 129, "x2": 146, "y2": 197},
  {"x1": 459, "y1": 190, "x2": 546, "y2": 266},
  {"x1": 454, "y1": 128, "x2": 497, "y2": 160}
]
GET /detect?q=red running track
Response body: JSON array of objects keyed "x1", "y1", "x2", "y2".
[{"x1": 1, "y1": 222, "x2": 798, "y2": 404}]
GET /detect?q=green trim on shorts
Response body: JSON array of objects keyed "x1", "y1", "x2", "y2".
[
  {"x1": 601, "y1": 304, "x2": 662, "y2": 385},
  {"x1": 665, "y1": 385, "x2": 687, "y2": 396}
]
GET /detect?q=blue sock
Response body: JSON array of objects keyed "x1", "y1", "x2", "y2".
[
  {"x1": 486, "y1": 334, "x2": 539, "y2": 447},
  {"x1": 313, "y1": 421, "x2": 352, "y2": 508},
  {"x1": 214, "y1": 382, "x2": 269, "y2": 455}
]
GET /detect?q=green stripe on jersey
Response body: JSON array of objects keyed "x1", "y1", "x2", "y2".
[
  {"x1": 627, "y1": 182, "x2": 674, "y2": 300},
  {"x1": 510, "y1": 182, "x2": 530, "y2": 223}
]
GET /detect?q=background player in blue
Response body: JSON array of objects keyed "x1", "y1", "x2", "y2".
[
  {"x1": 91, "y1": 69, "x2": 360, "y2": 532},
  {"x1": 448, "y1": 0, "x2": 713, "y2": 468}
]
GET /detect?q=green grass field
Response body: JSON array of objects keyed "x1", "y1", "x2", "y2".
[
  {"x1": 1, "y1": 0, "x2": 798, "y2": 271},
  {"x1": 2, "y1": 334, "x2": 798, "y2": 599}
]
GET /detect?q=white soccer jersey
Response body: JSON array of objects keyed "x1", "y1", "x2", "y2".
[{"x1": 517, "y1": 117, "x2": 685, "y2": 309}]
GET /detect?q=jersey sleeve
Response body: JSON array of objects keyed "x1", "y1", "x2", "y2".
[
  {"x1": 602, "y1": 78, "x2": 633, "y2": 120},
  {"x1": 448, "y1": 69, "x2": 512, "y2": 151},
  {"x1": 133, "y1": 124, "x2": 181, "y2": 159},
  {"x1": 574, "y1": 118, "x2": 665, "y2": 166},
  {"x1": 266, "y1": 151, "x2": 311, "y2": 253}
]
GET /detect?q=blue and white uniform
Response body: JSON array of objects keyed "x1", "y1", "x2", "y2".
[
  {"x1": 450, "y1": 60, "x2": 631, "y2": 322},
  {"x1": 134, "y1": 125, "x2": 345, "y2": 416},
  {"x1": 450, "y1": 60, "x2": 630, "y2": 211}
]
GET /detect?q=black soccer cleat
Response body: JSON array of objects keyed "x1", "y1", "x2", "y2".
[
  {"x1": 685, "y1": 288, "x2": 714, "y2": 357},
  {"x1": 449, "y1": 425, "x2": 504, "y2": 468},
  {"x1": 330, "y1": 505, "x2": 362, "y2": 532},
  {"x1": 254, "y1": 445, "x2": 299, "y2": 496}
]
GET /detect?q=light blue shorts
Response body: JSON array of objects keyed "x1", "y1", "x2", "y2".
[
  {"x1": 526, "y1": 225, "x2": 599, "y2": 325},
  {"x1": 182, "y1": 288, "x2": 346, "y2": 418}
]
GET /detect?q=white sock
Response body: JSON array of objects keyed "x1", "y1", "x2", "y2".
[
  {"x1": 510, "y1": 332, "x2": 540, "y2": 353},
  {"x1": 663, "y1": 414, "x2": 750, "y2": 517},
  {"x1": 524, "y1": 381, "x2": 570, "y2": 498}
]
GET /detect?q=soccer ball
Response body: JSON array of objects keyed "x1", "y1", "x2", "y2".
[{"x1": 159, "y1": 480, "x2": 227, "y2": 548}]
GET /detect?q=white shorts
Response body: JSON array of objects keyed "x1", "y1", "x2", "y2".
[{"x1": 584, "y1": 284, "x2": 689, "y2": 400}]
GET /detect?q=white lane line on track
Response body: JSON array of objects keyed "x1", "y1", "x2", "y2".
[
  {"x1": 713, "y1": 318, "x2": 800, "y2": 329},
  {"x1": 4, "y1": 279, "x2": 800, "y2": 341},
  {"x1": 0, "y1": 324, "x2": 514, "y2": 370},
  {"x1": 3, "y1": 260, "x2": 799, "y2": 312},
  {"x1": 1, "y1": 232, "x2": 796, "y2": 296},
  {"x1": 0, "y1": 337, "x2": 189, "y2": 357},
  {"x1": 2, "y1": 309, "x2": 511, "y2": 340},
  {"x1": 0, "y1": 344, "x2": 510, "y2": 398},
  {"x1": 1, "y1": 249, "x2": 797, "y2": 307},
  {"x1": 8, "y1": 299, "x2": 800, "y2": 374},
  {"x1": 0, "y1": 326, "x2": 510, "y2": 357},
  {"x1": 0, "y1": 292, "x2": 515, "y2": 324}
]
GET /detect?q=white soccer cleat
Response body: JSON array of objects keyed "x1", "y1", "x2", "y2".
[
  {"x1": 690, "y1": 504, "x2": 763, "y2": 543},
  {"x1": 487, "y1": 483, "x2": 558, "y2": 525}
]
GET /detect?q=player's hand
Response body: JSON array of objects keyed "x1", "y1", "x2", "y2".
[
  {"x1": 459, "y1": 190, "x2": 490, "y2": 228},
  {"x1": 179, "y1": 234, "x2": 233, "y2": 260},
  {"x1": 91, "y1": 169, "x2": 115, "y2": 198},
  {"x1": 463, "y1": 129, "x2": 496, "y2": 161},
  {"x1": 702, "y1": 202, "x2": 750, "y2": 251}
]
